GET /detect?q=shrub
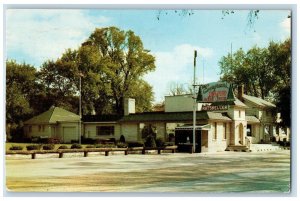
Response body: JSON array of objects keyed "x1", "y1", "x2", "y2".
[
  {"x1": 144, "y1": 135, "x2": 156, "y2": 148},
  {"x1": 58, "y1": 145, "x2": 68, "y2": 149},
  {"x1": 127, "y1": 141, "x2": 144, "y2": 148},
  {"x1": 117, "y1": 142, "x2": 128, "y2": 148},
  {"x1": 42, "y1": 144, "x2": 55, "y2": 150},
  {"x1": 155, "y1": 138, "x2": 165, "y2": 148},
  {"x1": 85, "y1": 145, "x2": 96, "y2": 148},
  {"x1": 26, "y1": 145, "x2": 41, "y2": 151},
  {"x1": 95, "y1": 144, "x2": 116, "y2": 148},
  {"x1": 47, "y1": 138, "x2": 60, "y2": 144},
  {"x1": 164, "y1": 142, "x2": 175, "y2": 147},
  {"x1": 71, "y1": 144, "x2": 82, "y2": 149},
  {"x1": 9, "y1": 145, "x2": 23, "y2": 151},
  {"x1": 119, "y1": 135, "x2": 126, "y2": 143}
]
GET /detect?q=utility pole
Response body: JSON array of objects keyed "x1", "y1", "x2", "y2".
[
  {"x1": 79, "y1": 73, "x2": 82, "y2": 144},
  {"x1": 192, "y1": 50, "x2": 197, "y2": 153}
]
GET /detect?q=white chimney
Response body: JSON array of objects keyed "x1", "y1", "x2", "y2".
[{"x1": 124, "y1": 98, "x2": 135, "y2": 116}]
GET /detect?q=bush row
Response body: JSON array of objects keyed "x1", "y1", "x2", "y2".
[{"x1": 8, "y1": 139, "x2": 175, "y2": 151}]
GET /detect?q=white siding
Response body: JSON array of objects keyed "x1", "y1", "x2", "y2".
[
  {"x1": 121, "y1": 123, "x2": 139, "y2": 141},
  {"x1": 84, "y1": 123, "x2": 120, "y2": 140}
]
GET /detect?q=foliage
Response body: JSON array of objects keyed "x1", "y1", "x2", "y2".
[
  {"x1": 95, "y1": 144, "x2": 116, "y2": 148},
  {"x1": 116, "y1": 142, "x2": 128, "y2": 148},
  {"x1": 219, "y1": 39, "x2": 291, "y2": 127},
  {"x1": 119, "y1": 135, "x2": 126, "y2": 143},
  {"x1": 156, "y1": 10, "x2": 194, "y2": 20},
  {"x1": 26, "y1": 145, "x2": 41, "y2": 151},
  {"x1": 58, "y1": 145, "x2": 68, "y2": 149},
  {"x1": 39, "y1": 27, "x2": 155, "y2": 115},
  {"x1": 155, "y1": 138, "x2": 165, "y2": 148},
  {"x1": 9, "y1": 145, "x2": 23, "y2": 150},
  {"x1": 144, "y1": 135, "x2": 157, "y2": 148},
  {"x1": 71, "y1": 144, "x2": 82, "y2": 149},
  {"x1": 42, "y1": 144, "x2": 55, "y2": 150}
]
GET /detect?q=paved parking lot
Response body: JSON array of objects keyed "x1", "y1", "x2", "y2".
[{"x1": 5, "y1": 150, "x2": 291, "y2": 193}]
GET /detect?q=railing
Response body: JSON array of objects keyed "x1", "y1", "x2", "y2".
[{"x1": 6, "y1": 146, "x2": 178, "y2": 159}]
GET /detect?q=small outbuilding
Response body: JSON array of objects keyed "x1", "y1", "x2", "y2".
[{"x1": 23, "y1": 106, "x2": 81, "y2": 143}]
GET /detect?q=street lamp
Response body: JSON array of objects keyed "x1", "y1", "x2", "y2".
[
  {"x1": 78, "y1": 72, "x2": 84, "y2": 144},
  {"x1": 192, "y1": 50, "x2": 197, "y2": 153}
]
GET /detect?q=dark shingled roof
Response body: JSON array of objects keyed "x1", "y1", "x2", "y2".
[
  {"x1": 82, "y1": 115, "x2": 123, "y2": 122},
  {"x1": 120, "y1": 111, "x2": 231, "y2": 122}
]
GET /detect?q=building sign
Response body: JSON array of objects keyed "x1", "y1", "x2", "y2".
[
  {"x1": 201, "y1": 104, "x2": 228, "y2": 111},
  {"x1": 196, "y1": 82, "x2": 234, "y2": 103}
]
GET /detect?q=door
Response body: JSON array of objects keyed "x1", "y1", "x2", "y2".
[{"x1": 63, "y1": 127, "x2": 77, "y2": 143}]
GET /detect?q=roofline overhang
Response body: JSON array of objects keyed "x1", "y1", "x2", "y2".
[{"x1": 83, "y1": 121, "x2": 118, "y2": 124}]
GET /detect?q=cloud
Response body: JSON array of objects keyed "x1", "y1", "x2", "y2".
[
  {"x1": 6, "y1": 9, "x2": 110, "y2": 67},
  {"x1": 143, "y1": 44, "x2": 213, "y2": 102},
  {"x1": 280, "y1": 17, "x2": 291, "y2": 33}
]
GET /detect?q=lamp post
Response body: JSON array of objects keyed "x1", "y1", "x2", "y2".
[
  {"x1": 192, "y1": 50, "x2": 197, "y2": 153},
  {"x1": 79, "y1": 72, "x2": 83, "y2": 144}
]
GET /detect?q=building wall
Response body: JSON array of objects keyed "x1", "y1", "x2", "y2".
[
  {"x1": 207, "y1": 121, "x2": 230, "y2": 152},
  {"x1": 227, "y1": 107, "x2": 245, "y2": 121},
  {"x1": 24, "y1": 124, "x2": 52, "y2": 138},
  {"x1": 154, "y1": 122, "x2": 167, "y2": 141},
  {"x1": 84, "y1": 123, "x2": 121, "y2": 140},
  {"x1": 56, "y1": 122, "x2": 80, "y2": 142},
  {"x1": 165, "y1": 95, "x2": 202, "y2": 112},
  {"x1": 120, "y1": 123, "x2": 139, "y2": 141}
]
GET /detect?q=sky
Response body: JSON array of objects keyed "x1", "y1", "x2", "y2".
[{"x1": 6, "y1": 9, "x2": 291, "y2": 103}]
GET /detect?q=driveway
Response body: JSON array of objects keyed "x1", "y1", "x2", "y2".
[{"x1": 5, "y1": 150, "x2": 290, "y2": 193}]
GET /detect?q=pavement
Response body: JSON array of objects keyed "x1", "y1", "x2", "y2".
[{"x1": 5, "y1": 150, "x2": 291, "y2": 193}]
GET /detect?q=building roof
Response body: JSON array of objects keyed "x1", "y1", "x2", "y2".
[
  {"x1": 243, "y1": 94, "x2": 276, "y2": 108},
  {"x1": 209, "y1": 98, "x2": 248, "y2": 108},
  {"x1": 24, "y1": 106, "x2": 80, "y2": 124},
  {"x1": 245, "y1": 115, "x2": 260, "y2": 123},
  {"x1": 82, "y1": 114, "x2": 123, "y2": 122},
  {"x1": 120, "y1": 111, "x2": 232, "y2": 122}
]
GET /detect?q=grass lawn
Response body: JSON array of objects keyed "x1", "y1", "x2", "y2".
[{"x1": 6, "y1": 142, "x2": 91, "y2": 152}]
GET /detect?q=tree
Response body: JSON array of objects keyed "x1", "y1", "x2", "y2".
[
  {"x1": 6, "y1": 60, "x2": 37, "y2": 139},
  {"x1": 219, "y1": 38, "x2": 291, "y2": 127},
  {"x1": 38, "y1": 27, "x2": 156, "y2": 115},
  {"x1": 81, "y1": 27, "x2": 156, "y2": 114}
]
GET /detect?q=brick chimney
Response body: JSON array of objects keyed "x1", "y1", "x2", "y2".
[{"x1": 238, "y1": 85, "x2": 244, "y2": 101}]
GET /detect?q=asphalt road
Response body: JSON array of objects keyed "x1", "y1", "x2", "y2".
[{"x1": 5, "y1": 150, "x2": 291, "y2": 193}]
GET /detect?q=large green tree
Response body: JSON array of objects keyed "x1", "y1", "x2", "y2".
[
  {"x1": 219, "y1": 38, "x2": 291, "y2": 127},
  {"x1": 39, "y1": 27, "x2": 156, "y2": 115},
  {"x1": 6, "y1": 60, "x2": 39, "y2": 139}
]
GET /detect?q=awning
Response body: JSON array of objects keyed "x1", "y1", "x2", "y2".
[{"x1": 175, "y1": 124, "x2": 211, "y2": 131}]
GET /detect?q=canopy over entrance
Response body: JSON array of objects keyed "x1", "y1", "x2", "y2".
[
  {"x1": 175, "y1": 124, "x2": 211, "y2": 131},
  {"x1": 175, "y1": 124, "x2": 210, "y2": 153}
]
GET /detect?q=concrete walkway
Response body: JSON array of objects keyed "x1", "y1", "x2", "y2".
[{"x1": 5, "y1": 150, "x2": 291, "y2": 193}]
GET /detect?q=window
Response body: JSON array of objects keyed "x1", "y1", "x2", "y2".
[
  {"x1": 29, "y1": 126, "x2": 32, "y2": 132},
  {"x1": 39, "y1": 125, "x2": 45, "y2": 132},
  {"x1": 96, "y1": 126, "x2": 114, "y2": 136},
  {"x1": 239, "y1": 110, "x2": 241, "y2": 118},
  {"x1": 214, "y1": 122, "x2": 217, "y2": 140},
  {"x1": 223, "y1": 123, "x2": 226, "y2": 140},
  {"x1": 247, "y1": 125, "x2": 252, "y2": 136}
]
